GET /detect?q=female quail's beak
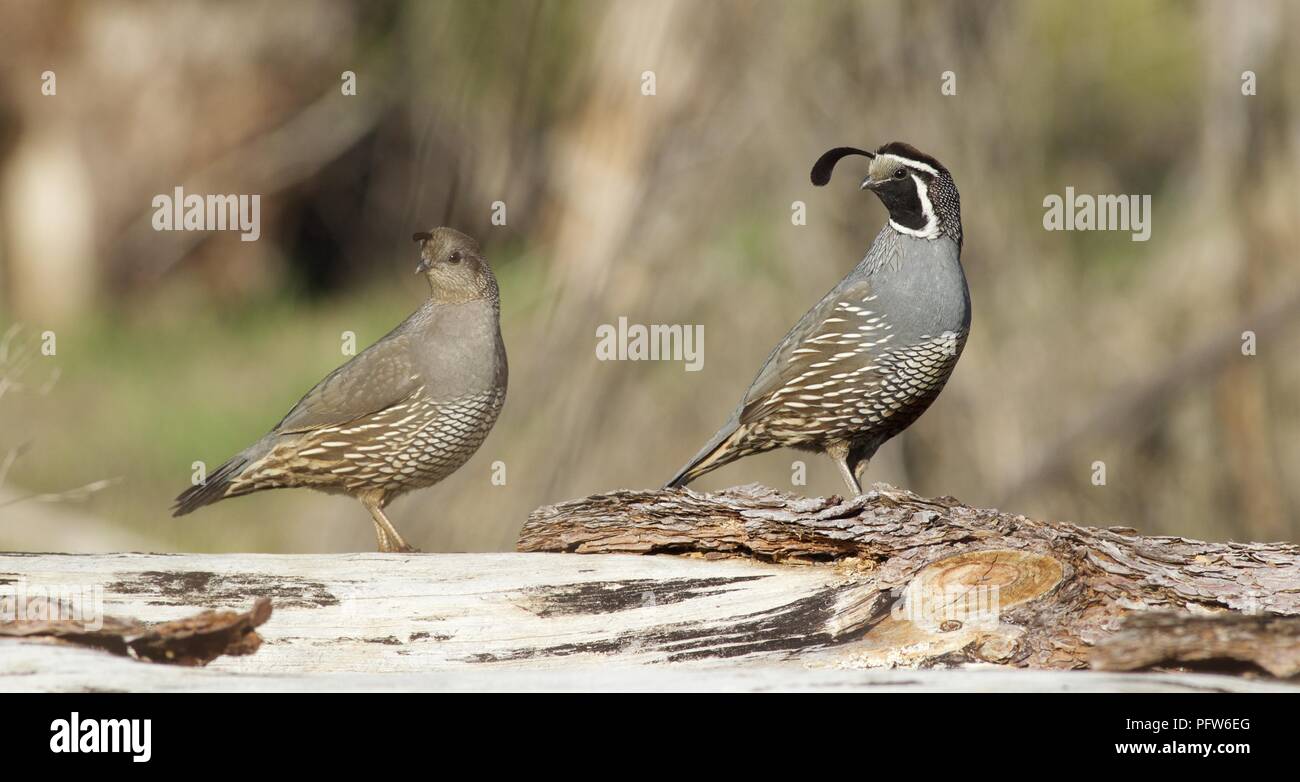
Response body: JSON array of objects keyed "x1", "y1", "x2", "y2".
[{"x1": 412, "y1": 231, "x2": 434, "y2": 273}]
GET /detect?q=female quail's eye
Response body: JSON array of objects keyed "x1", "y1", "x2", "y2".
[
  {"x1": 448, "y1": 252, "x2": 462, "y2": 265},
  {"x1": 894, "y1": 169, "x2": 907, "y2": 180}
]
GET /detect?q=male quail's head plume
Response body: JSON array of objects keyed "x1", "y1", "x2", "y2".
[
  {"x1": 667, "y1": 141, "x2": 970, "y2": 495},
  {"x1": 173, "y1": 227, "x2": 508, "y2": 552}
]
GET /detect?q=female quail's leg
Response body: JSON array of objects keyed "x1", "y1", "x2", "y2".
[
  {"x1": 361, "y1": 497, "x2": 419, "y2": 553},
  {"x1": 370, "y1": 515, "x2": 397, "y2": 552}
]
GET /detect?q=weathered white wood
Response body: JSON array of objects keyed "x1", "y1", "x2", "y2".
[
  {"x1": 3, "y1": 640, "x2": 1291, "y2": 692},
  {"x1": 2, "y1": 552, "x2": 881, "y2": 674}
]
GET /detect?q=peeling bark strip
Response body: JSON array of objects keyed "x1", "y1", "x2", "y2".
[
  {"x1": 1093, "y1": 613, "x2": 1300, "y2": 678},
  {"x1": 0, "y1": 595, "x2": 270, "y2": 665},
  {"x1": 519, "y1": 484, "x2": 1300, "y2": 672}
]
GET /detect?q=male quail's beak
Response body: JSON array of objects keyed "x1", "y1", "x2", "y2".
[{"x1": 860, "y1": 177, "x2": 880, "y2": 191}]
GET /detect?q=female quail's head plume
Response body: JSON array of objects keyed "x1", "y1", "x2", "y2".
[
  {"x1": 173, "y1": 227, "x2": 508, "y2": 553},
  {"x1": 667, "y1": 141, "x2": 970, "y2": 495}
]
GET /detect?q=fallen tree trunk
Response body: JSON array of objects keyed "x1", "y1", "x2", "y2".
[
  {"x1": 519, "y1": 484, "x2": 1300, "y2": 674},
  {"x1": 1, "y1": 483, "x2": 1297, "y2": 691}
]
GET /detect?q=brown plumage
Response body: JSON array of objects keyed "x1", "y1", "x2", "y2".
[{"x1": 173, "y1": 227, "x2": 507, "y2": 552}]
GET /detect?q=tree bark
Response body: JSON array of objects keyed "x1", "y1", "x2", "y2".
[{"x1": 519, "y1": 483, "x2": 1300, "y2": 673}]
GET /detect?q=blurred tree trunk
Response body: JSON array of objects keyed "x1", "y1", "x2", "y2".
[
  {"x1": 1201, "y1": 0, "x2": 1286, "y2": 540},
  {"x1": 541, "y1": 1, "x2": 696, "y2": 299},
  {"x1": 0, "y1": 0, "x2": 95, "y2": 322},
  {"x1": 531, "y1": 0, "x2": 709, "y2": 495},
  {"x1": 1, "y1": 125, "x2": 97, "y2": 321}
]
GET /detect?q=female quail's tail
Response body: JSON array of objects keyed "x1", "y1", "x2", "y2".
[{"x1": 171, "y1": 451, "x2": 252, "y2": 516}]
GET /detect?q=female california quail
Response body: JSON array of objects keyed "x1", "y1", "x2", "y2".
[
  {"x1": 173, "y1": 227, "x2": 507, "y2": 552},
  {"x1": 667, "y1": 142, "x2": 970, "y2": 495}
]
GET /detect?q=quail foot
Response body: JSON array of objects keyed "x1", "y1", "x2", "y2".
[
  {"x1": 667, "y1": 142, "x2": 970, "y2": 496},
  {"x1": 173, "y1": 228, "x2": 508, "y2": 552}
]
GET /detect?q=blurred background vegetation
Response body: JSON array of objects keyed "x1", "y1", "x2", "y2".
[{"x1": 0, "y1": 0, "x2": 1298, "y2": 552}]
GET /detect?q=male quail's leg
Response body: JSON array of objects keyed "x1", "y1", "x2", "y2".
[
  {"x1": 828, "y1": 442, "x2": 863, "y2": 496},
  {"x1": 361, "y1": 497, "x2": 418, "y2": 553},
  {"x1": 852, "y1": 458, "x2": 870, "y2": 494},
  {"x1": 836, "y1": 460, "x2": 863, "y2": 496}
]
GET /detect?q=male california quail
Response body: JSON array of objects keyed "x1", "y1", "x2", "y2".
[
  {"x1": 173, "y1": 227, "x2": 507, "y2": 552},
  {"x1": 667, "y1": 142, "x2": 970, "y2": 495}
]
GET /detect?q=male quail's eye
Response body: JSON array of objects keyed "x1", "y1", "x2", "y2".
[{"x1": 894, "y1": 169, "x2": 907, "y2": 179}]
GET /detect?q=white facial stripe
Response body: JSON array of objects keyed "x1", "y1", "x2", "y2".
[
  {"x1": 889, "y1": 173, "x2": 940, "y2": 239},
  {"x1": 877, "y1": 153, "x2": 940, "y2": 177},
  {"x1": 913, "y1": 174, "x2": 938, "y2": 229}
]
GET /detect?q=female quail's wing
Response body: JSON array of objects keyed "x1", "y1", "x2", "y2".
[{"x1": 272, "y1": 329, "x2": 423, "y2": 435}]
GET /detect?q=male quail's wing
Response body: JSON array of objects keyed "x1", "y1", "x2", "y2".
[
  {"x1": 272, "y1": 328, "x2": 422, "y2": 435},
  {"x1": 737, "y1": 277, "x2": 886, "y2": 425}
]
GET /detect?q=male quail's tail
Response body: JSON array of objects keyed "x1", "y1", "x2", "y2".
[{"x1": 665, "y1": 417, "x2": 745, "y2": 488}]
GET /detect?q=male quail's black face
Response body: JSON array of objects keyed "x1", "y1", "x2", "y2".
[
  {"x1": 863, "y1": 156, "x2": 935, "y2": 233},
  {"x1": 810, "y1": 142, "x2": 957, "y2": 239},
  {"x1": 877, "y1": 143, "x2": 961, "y2": 243}
]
